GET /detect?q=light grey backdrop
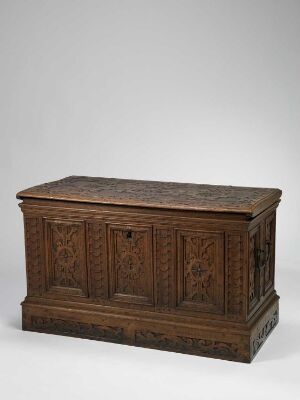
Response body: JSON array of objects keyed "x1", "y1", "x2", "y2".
[{"x1": 0, "y1": 1, "x2": 299, "y2": 399}]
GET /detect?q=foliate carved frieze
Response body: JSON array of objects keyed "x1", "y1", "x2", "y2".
[
  {"x1": 155, "y1": 228, "x2": 173, "y2": 308},
  {"x1": 86, "y1": 222, "x2": 108, "y2": 299},
  {"x1": 227, "y1": 234, "x2": 244, "y2": 317},
  {"x1": 31, "y1": 316, "x2": 124, "y2": 342},
  {"x1": 24, "y1": 217, "x2": 44, "y2": 296},
  {"x1": 135, "y1": 330, "x2": 240, "y2": 360}
]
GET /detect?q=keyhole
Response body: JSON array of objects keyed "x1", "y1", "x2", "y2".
[{"x1": 126, "y1": 231, "x2": 132, "y2": 239}]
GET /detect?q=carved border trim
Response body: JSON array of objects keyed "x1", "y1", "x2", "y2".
[
  {"x1": 86, "y1": 221, "x2": 108, "y2": 299},
  {"x1": 155, "y1": 228, "x2": 173, "y2": 308},
  {"x1": 227, "y1": 234, "x2": 244, "y2": 317}
]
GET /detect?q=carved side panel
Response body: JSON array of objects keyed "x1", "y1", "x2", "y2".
[
  {"x1": 264, "y1": 212, "x2": 276, "y2": 294},
  {"x1": 177, "y1": 230, "x2": 224, "y2": 314},
  {"x1": 248, "y1": 225, "x2": 261, "y2": 312},
  {"x1": 135, "y1": 330, "x2": 241, "y2": 360},
  {"x1": 24, "y1": 217, "x2": 44, "y2": 296},
  {"x1": 86, "y1": 221, "x2": 108, "y2": 299},
  {"x1": 227, "y1": 233, "x2": 245, "y2": 318},
  {"x1": 108, "y1": 225, "x2": 153, "y2": 305},
  {"x1": 154, "y1": 228, "x2": 174, "y2": 308},
  {"x1": 45, "y1": 219, "x2": 88, "y2": 296},
  {"x1": 31, "y1": 316, "x2": 123, "y2": 343}
]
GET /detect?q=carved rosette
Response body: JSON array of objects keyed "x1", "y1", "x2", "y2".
[
  {"x1": 86, "y1": 222, "x2": 107, "y2": 299},
  {"x1": 24, "y1": 217, "x2": 44, "y2": 296},
  {"x1": 227, "y1": 234, "x2": 244, "y2": 318}
]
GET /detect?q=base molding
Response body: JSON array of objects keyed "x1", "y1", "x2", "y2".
[{"x1": 22, "y1": 297, "x2": 279, "y2": 363}]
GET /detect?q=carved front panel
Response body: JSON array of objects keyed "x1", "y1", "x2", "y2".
[
  {"x1": 45, "y1": 219, "x2": 88, "y2": 296},
  {"x1": 108, "y1": 225, "x2": 153, "y2": 305},
  {"x1": 177, "y1": 230, "x2": 224, "y2": 314}
]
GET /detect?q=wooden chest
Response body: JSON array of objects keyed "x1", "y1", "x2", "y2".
[{"x1": 17, "y1": 176, "x2": 282, "y2": 362}]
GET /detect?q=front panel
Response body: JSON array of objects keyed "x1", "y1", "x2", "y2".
[
  {"x1": 108, "y1": 224, "x2": 154, "y2": 306},
  {"x1": 176, "y1": 230, "x2": 225, "y2": 314},
  {"x1": 44, "y1": 218, "x2": 88, "y2": 297}
]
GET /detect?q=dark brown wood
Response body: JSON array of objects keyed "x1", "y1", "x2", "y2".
[{"x1": 17, "y1": 176, "x2": 282, "y2": 362}]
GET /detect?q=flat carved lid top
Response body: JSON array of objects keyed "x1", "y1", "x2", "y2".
[{"x1": 17, "y1": 175, "x2": 282, "y2": 217}]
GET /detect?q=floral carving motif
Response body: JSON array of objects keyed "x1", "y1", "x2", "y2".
[
  {"x1": 45, "y1": 220, "x2": 87, "y2": 295},
  {"x1": 50, "y1": 223, "x2": 82, "y2": 288},
  {"x1": 24, "y1": 217, "x2": 43, "y2": 296},
  {"x1": 135, "y1": 330, "x2": 240, "y2": 359},
  {"x1": 183, "y1": 236, "x2": 216, "y2": 303},
  {"x1": 110, "y1": 227, "x2": 152, "y2": 302},
  {"x1": 31, "y1": 316, "x2": 123, "y2": 342}
]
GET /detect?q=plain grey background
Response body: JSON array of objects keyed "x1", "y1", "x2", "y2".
[{"x1": 0, "y1": 1, "x2": 299, "y2": 399}]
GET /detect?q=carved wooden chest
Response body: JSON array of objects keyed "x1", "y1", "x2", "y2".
[{"x1": 17, "y1": 176, "x2": 282, "y2": 362}]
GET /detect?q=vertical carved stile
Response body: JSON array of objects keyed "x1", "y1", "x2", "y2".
[
  {"x1": 155, "y1": 228, "x2": 173, "y2": 308},
  {"x1": 248, "y1": 225, "x2": 261, "y2": 313},
  {"x1": 24, "y1": 217, "x2": 43, "y2": 296},
  {"x1": 227, "y1": 234, "x2": 244, "y2": 317},
  {"x1": 86, "y1": 222, "x2": 108, "y2": 299},
  {"x1": 264, "y1": 212, "x2": 276, "y2": 294}
]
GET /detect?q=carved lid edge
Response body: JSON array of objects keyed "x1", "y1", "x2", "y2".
[{"x1": 16, "y1": 176, "x2": 282, "y2": 217}]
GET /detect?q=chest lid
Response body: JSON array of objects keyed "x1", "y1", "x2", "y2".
[{"x1": 17, "y1": 175, "x2": 281, "y2": 217}]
